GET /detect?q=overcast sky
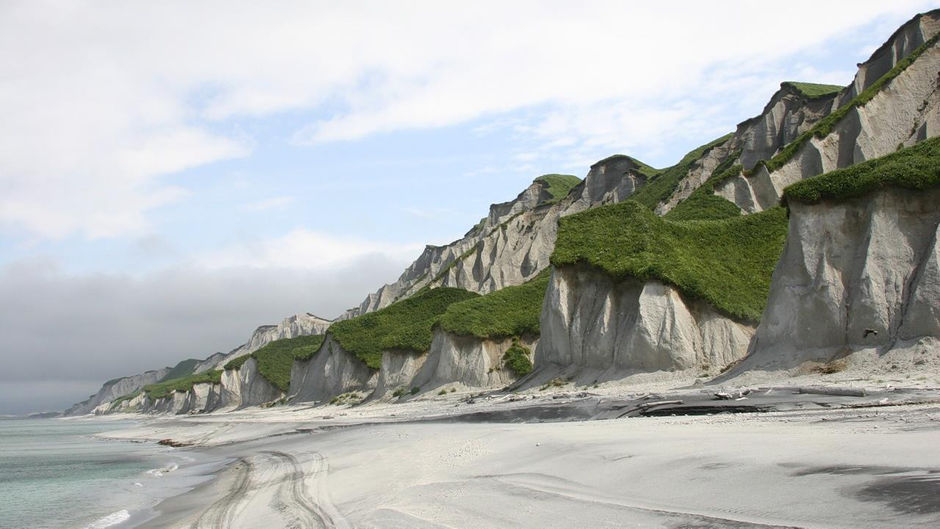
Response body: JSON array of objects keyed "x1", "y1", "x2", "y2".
[{"x1": 0, "y1": 0, "x2": 933, "y2": 414}]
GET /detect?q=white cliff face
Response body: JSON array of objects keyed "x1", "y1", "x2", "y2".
[
  {"x1": 342, "y1": 159, "x2": 654, "y2": 320},
  {"x1": 738, "y1": 188, "x2": 940, "y2": 371},
  {"x1": 289, "y1": 336, "x2": 377, "y2": 403},
  {"x1": 66, "y1": 368, "x2": 170, "y2": 416},
  {"x1": 211, "y1": 312, "x2": 333, "y2": 369},
  {"x1": 535, "y1": 267, "x2": 753, "y2": 378},
  {"x1": 369, "y1": 330, "x2": 536, "y2": 399},
  {"x1": 717, "y1": 18, "x2": 940, "y2": 213},
  {"x1": 220, "y1": 357, "x2": 283, "y2": 409}
]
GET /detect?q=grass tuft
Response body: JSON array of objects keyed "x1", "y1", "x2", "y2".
[
  {"x1": 781, "y1": 81, "x2": 843, "y2": 99},
  {"x1": 535, "y1": 174, "x2": 581, "y2": 205}
]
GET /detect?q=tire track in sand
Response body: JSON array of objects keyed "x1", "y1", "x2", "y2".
[
  {"x1": 265, "y1": 450, "x2": 351, "y2": 529},
  {"x1": 191, "y1": 458, "x2": 253, "y2": 529}
]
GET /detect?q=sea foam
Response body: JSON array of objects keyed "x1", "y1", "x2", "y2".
[{"x1": 84, "y1": 509, "x2": 130, "y2": 529}]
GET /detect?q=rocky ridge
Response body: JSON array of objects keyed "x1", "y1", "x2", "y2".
[{"x1": 72, "y1": 10, "x2": 940, "y2": 415}]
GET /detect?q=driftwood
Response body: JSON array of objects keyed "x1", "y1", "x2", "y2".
[
  {"x1": 616, "y1": 400, "x2": 684, "y2": 418},
  {"x1": 795, "y1": 386, "x2": 867, "y2": 397}
]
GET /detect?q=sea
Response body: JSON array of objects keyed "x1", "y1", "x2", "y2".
[{"x1": 0, "y1": 417, "x2": 211, "y2": 529}]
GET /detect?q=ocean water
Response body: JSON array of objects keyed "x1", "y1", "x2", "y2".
[{"x1": 0, "y1": 418, "x2": 190, "y2": 529}]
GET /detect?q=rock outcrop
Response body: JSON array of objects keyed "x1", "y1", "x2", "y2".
[
  {"x1": 534, "y1": 267, "x2": 754, "y2": 380},
  {"x1": 211, "y1": 312, "x2": 333, "y2": 368},
  {"x1": 734, "y1": 188, "x2": 940, "y2": 371},
  {"x1": 342, "y1": 158, "x2": 657, "y2": 320},
  {"x1": 66, "y1": 368, "x2": 170, "y2": 416},
  {"x1": 220, "y1": 357, "x2": 283, "y2": 409},
  {"x1": 289, "y1": 336, "x2": 377, "y2": 403},
  {"x1": 371, "y1": 330, "x2": 535, "y2": 398},
  {"x1": 715, "y1": 12, "x2": 940, "y2": 213}
]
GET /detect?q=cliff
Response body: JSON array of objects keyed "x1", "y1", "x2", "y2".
[{"x1": 731, "y1": 140, "x2": 940, "y2": 374}]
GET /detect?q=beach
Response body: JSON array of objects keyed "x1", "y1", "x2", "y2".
[{"x1": 91, "y1": 381, "x2": 940, "y2": 529}]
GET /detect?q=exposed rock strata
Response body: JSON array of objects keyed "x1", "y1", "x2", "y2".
[
  {"x1": 534, "y1": 267, "x2": 753, "y2": 380},
  {"x1": 290, "y1": 336, "x2": 377, "y2": 403},
  {"x1": 343, "y1": 158, "x2": 653, "y2": 320},
  {"x1": 735, "y1": 188, "x2": 940, "y2": 370},
  {"x1": 66, "y1": 368, "x2": 170, "y2": 416},
  {"x1": 371, "y1": 330, "x2": 536, "y2": 398},
  {"x1": 716, "y1": 15, "x2": 940, "y2": 212}
]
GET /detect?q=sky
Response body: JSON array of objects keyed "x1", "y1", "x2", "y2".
[{"x1": 0, "y1": 0, "x2": 935, "y2": 414}]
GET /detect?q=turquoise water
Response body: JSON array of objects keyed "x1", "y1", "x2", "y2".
[{"x1": 0, "y1": 418, "x2": 178, "y2": 529}]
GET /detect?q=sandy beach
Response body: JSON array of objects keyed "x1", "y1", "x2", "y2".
[{"x1": 94, "y1": 379, "x2": 940, "y2": 529}]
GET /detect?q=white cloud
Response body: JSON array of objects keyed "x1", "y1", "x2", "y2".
[
  {"x1": 196, "y1": 228, "x2": 423, "y2": 270},
  {"x1": 0, "y1": 0, "x2": 931, "y2": 239},
  {"x1": 243, "y1": 196, "x2": 295, "y2": 212}
]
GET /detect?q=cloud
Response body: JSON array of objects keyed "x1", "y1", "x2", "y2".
[
  {"x1": 0, "y1": 1, "x2": 931, "y2": 239},
  {"x1": 196, "y1": 228, "x2": 423, "y2": 270},
  {"x1": 0, "y1": 255, "x2": 409, "y2": 414},
  {"x1": 242, "y1": 196, "x2": 296, "y2": 212}
]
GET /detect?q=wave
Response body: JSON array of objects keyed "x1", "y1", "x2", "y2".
[{"x1": 84, "y1": 509, "x2": 130, "y2": 529}]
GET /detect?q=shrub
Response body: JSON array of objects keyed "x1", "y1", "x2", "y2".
[
  {"x1": 438, "y1": 269, "x2": 550, "y2": 339},
  {"x1": 631, "y1": 134, "x2": 733, "y2": 209},
  {"x1": 783, "y1": 137, "x2": 940, "y2": 204},
  {"x1": 223, "y1": 334, "x2": 326, "y2": 392},
  {"x1": 552, "y1": 200, "x2": 788, "y2": 322},
  {"x1": 502, "y1": 341, "x2": 533, "y2": 377},
  {"x1": 330, "y1": 287, "x2": 479, "y2": 369},
  {"x1": 752, "y1": 34, "x2": 939, "y2": 175},
  {"x1": 142, "y1": 370, "x2": 222, "y2": 400}
]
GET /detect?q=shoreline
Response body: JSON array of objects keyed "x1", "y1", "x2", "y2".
[{"x1": 89, "y1": 381, "x2": 940, "y2": 528}]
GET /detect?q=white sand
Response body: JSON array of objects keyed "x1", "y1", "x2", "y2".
[{"x1": 95, "y1": 376, "x2": 940, "y2": 529}]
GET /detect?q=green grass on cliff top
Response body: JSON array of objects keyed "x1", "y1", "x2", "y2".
[
  {"x1": 224, "y1": 334, "x2": 326, "y2": 392},
  {"x1": 631, "y1": 134, "x2": 733, "y2": 210},
  {"x1": 551, "y1": 201, "x2": 788, "y2": 322},
  {"x1": 783, "y1": 136, "x2": 940, "y2": 204},
  {"x1": 142, "y1": 370, "x2": 222, "y2": 400},
  {"x1": 752, "y1": 33, "x2": 939, "y2": 175},
  {"x1": 438, "y1": 269, "x2": 550, "y2": 339},
  {"x1": 535, "y1": 174, "x2": 581, "y2": 205},
  {"x1": 781, "y1": 81, "x2": 843, "y2": 99},
  {"x1": 158, "y1": 358, "x2": 200, "y2": 383},
  {"x1": 330, "y1": 287, "x2": 479, "y2": 369}
]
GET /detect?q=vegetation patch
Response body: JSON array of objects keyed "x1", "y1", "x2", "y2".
[
  {"x1": 631, "y1": 134, "x2": 733, "y2": 210},
  {"x1": 142, "y1": 370, "x2": 223, "y2": 400},
  {"x1": 224, "y1": 354, "x2": 251, "y2": 371},
  {"x1": 158, "y1": 358, "x2": 200, "y2": 383},
  {"x1": 438, "y1": 269, "x2": 550, "y2": 339},
  {"x1": 783, "y1": 137, "x2": 940, "y2": 204},
  {"x1": 502, "y1": 340, "x2": 534, "y2": 377},
  {"x1": 752, "y1": 34, "x2": 939, "y2": 175},
  {"x1": 665, "y1": 152, "x2": 743, "y2": 221},
  {"x1": 109, "y1": 391, "x2": 141, "y2": 410},
  {"x1": 224, "y1": 334, "x2": 326, "y2": 391},
  {"x1": 552, "y1": 200, "x2": 788, "y2": 322},
  {"x1": 535, "y1": 174, "x2": 582, "y2": 204},
  {"x1": 781, "y1": 81, "x2": 843, "y2": 99},
  {"x1": 329, "y1": 392, "x2": 363, "y2": 406},
  {"x1": 330, "y1": 287, "x2": 479, "y2": 369}
]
